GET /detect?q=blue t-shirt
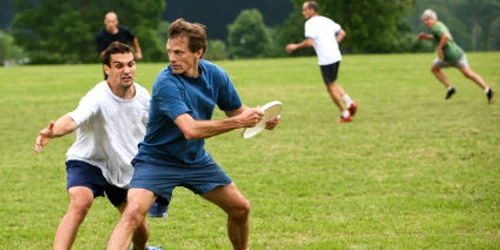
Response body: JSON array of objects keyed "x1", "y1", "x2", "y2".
[{"x1": 133, "y1": 60, "x2": 242, "y2": 167}]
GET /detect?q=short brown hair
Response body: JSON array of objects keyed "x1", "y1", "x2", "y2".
[
  {"x1": 168, "y1": 18, "x2": 208, "y2": 55},
  {"x1": 305, "y1": 1, "x2": 319, "y2": 12},
  {"x1": 103, "y1": 42, "x2": 133, "y2": 66}
]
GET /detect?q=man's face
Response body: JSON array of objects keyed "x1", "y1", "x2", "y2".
[
  {"x1": 104, "y1": 13, "x2": 118, "y2": 32},
  {"x1": 423, "y1": 17, "x2": 436, "y2": 29},
  {"x1": 104, "y1": 52, "x2": 136, "y2": 88},
  {"x1": 302, "y1": 3, "x2": 314, "y2": 19},
  {"x1": 167, "y1": 36, "x2": 203, "y2": 75}
]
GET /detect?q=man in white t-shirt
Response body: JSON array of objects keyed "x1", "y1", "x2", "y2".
[
  {"x1": 286, "y1": 0, "x2": 357, "y2": 123},
  {"x1": 34, "y1": 43, "x2": 163, "y2": 250}
]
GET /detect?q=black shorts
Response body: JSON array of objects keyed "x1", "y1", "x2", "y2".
[{"x1": 320, "y1": 62, "x2": 341, "y2": 84}]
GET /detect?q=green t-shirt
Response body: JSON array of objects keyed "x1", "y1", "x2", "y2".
[{"x1": 431, "y1": 21, "x2": 464, "y2": 61}]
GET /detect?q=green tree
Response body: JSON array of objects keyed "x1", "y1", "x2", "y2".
[
  {"x1": 11, "y1": 0, "x2": 166, "y2": 64},
  {"x1": 0, "y1": 31, "x2": 24, "y2": 66},
  {"x1": 227, "y1": 9, "x2": 271, "y2": 59},
  {"x1": 205, "y1": 39, "x2": 228, "y2": 61},
  {"x1": 285, "y1": 0, "x2": 416, "y2": 53}
]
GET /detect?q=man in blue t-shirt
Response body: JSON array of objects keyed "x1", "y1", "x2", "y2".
[
  {"x1": 96, "y1": 12, "x2": 142, "y2": 79},
  {"x1": 107, "y1": 19, "x2": 280, "y2": 250}
]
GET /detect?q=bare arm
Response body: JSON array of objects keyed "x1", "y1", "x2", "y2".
[
  {"x1": 417, "y1": 32, "x2": 433, "y2": 40},
  {"x1": 436, "y1": 33, "x2": 449, "y2": 59},
  {"x1": 286, "y1": 38, "x2": 314, "y2": 53},
  {"x1": 34, "y1": 114, "x2": 78, "y2": 153},
  {"x1": 174, "y1": 106, "x2": 263, "y2": 140},
  {"x1": 133, "y1": 37, "x2": 142, "y2": 60},
  {"x1": 336, "y1": 29, "x2": 346, "y2": 43}
]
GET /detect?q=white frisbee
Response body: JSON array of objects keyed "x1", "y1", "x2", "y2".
[{"x1": 242, "y1": 100, "x2": 282, "y2": 139}]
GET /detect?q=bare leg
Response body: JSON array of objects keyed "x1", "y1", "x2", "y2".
[
  {"x1": 203, "y1": 183, "x2": 250, "y2": 250},
  {"x1": 458, "y1": 66, "x2": 488, "y2": 90},
  {"x1": 107, "y1": 189, "x2": 155, "y2": 250},
  {"x1": 431, "y1": 65, "x2": 452, "y2": 88},
  {"x1": 53, "y1": 187, "x2": 94, "y2": 250},
  {"x1": 325, "y1": 82, "x2": 347, "y2": 112},
  {"x1": 116, "y1": 202, "x2": 150, "y2": 250}
]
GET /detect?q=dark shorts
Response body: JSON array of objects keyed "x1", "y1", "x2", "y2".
[
  {"x1": 65, "y1": 160, "x2": 169, "y2": 217},
  {"x1": 66, "y1": 160, "x2": 127, "y2": 207},
  {"x1": 129, "y1": 162, "x2": 233, "y2": 204},
  {"x1": 320, "y1": 62, "x2": 341, "y2": 84}
]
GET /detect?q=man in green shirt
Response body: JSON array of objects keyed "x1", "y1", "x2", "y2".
[{"x1": 417, "y1": 9, "x2": 493, "y2": 103}]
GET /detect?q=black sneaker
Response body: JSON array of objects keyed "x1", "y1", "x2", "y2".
[
  {"x1": 486, "y1": 88, "x2": 494, "y2": 103},
  {"x1": 445, "y1": 87, "x2": 456, "y2": 100}
]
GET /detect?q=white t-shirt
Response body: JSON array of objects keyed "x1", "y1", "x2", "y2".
[
  {"x1": 305, "y1": 15, "x2": 343, "y2": 65},
  {"x1": 66, "y1": 81, "x2": 150, "y2": 188}
]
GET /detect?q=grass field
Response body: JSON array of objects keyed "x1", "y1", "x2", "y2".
[{"x1": 1, "y1": 52, "x2": 499, "y2": 249}]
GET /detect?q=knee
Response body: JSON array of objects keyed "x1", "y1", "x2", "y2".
[
  {"x1": 121, "y1": 203, "x2": 146, "y2": 227},
  {"x1": 68, "y1": 198, "x2": 93, "y2": 221},
  {"x1": 229, "y1": 199, "x2": 250, "y2": 220}
]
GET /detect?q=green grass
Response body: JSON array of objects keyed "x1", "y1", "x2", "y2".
[{"x1": 1, "y1": 52, "x2": 499, "y2": 249}]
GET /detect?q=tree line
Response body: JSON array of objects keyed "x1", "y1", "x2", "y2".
[{"x1": 1, "y1": 0, "x2": 499, "y2": 65}]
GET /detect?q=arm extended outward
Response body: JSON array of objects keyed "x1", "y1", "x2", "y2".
[
  {"x1": 34, "y1": 114, "x2": 78, "y2": 154},
  {"x1": 174, "y1": 106, "x2": 264, "y2": 140}
]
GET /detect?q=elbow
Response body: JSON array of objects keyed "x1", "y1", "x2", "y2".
[{"x1": 181, "y1": 128, "x2": 199, "y2": 140}]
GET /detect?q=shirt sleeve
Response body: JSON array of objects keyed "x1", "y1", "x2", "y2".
[
  {"x1": 216, "y1": 70, "x2": 242, "y2": 111},
  {"x1": 333, "y1": 22, "x2": 342, "y2": 35},
  {"x1": 156, "y1": 75, "x2": 190, "y2": 121},
  {"x1": 124, "y1": 26, "x2": 136, "y2": 41},
  {"x1": 96, "y1": 33, "x2": 107, "y2": 55},
  {"x1": 69, "y1": 91, "x2": 101, "y2": 126},
  {"x1": 305, "y1": 21, "x2": 316, "y2": 39}
]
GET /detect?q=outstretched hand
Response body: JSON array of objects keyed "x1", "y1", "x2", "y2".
[
  {"x1": 286, "y1": 44, "x2": 298, "y2": 53},
  {"x1": 416, "y1": 32, "x2": 426, "y2": 40},
  {"x1": 265, "y1": 115, "x2": 281, "y2": 130},
  {"x1": 34, "y1": 121, "x2": 55, "y2": 154}
]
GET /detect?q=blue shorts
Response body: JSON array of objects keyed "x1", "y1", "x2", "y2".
[
  {"x1": 66, "y1": 160, "x2": 127, "y2": 207},
  {"x1": 66, "y1": 160, "x2": 169, "y2": 217},
  {"x1": 129, "y1": 162, "x2": 233, "y2": 203}
]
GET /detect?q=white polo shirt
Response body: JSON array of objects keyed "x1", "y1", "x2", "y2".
[
  {"x1": 66, "y1": 81, "x2": 150, "y2": 188},
  {"x1": 305, "y1": 15, "x2": 343, "y2": 65}
]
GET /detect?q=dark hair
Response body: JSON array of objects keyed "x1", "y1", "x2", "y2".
[
  {"x1": 305, "y1": 1, "x2": 319, "y2": 12},
  {"x1": 168, "y1": 18, "x2": 208, "y2": 55},
  {"x1": 103, "y1": 42, "x2": 133, "y2": 66}
]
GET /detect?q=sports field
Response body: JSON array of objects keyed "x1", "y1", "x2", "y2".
[{"x1": 1, "y1": 52, "x2": 499, "y2": 249}]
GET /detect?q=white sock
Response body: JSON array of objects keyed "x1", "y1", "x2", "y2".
[
  {"x1": 447, "y1": 86, "x2": 454, "y2": 91},
  {"x1": 342, "y1": 110, "x2": 350, "y2": 118},
  {"x1": 484, "y1": 87, "x2": 491, "y2": 94},
  {"x1": 342, "y1": 94, "x2": 354, "y2": 107}
]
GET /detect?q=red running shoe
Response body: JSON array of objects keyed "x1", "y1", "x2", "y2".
[
  {"x1": 348, "y1": 103, "x2": 357, "y2": 117},
  {"x1": 337, "y1": 116, "x2": 353, "y2": 123}
]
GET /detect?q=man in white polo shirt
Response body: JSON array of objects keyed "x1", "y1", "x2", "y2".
[
  {"x1": 34, "y1": 43, "x2": 163, "y2": 250},
  {"x1": 286, "y1": 0, "x2": 357, "y2": 123}
]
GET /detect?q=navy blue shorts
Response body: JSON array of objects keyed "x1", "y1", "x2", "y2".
[
  {"x1": 129, "y1": 162, "x2": 233, "y2": 204},
  {"x1": 66, "y1": 160, "x2": 127, "y2": 207}
]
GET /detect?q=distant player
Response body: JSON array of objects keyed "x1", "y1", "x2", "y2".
[
  {"x1": 286, "y1": 0, "x2": 357, "y2": 123},
  {"x1": 106, "y1": 18, "x2": 280, "y2": 250},
  {"x1": 96, "y1": 12, "x2": 142, "y2": 79},
  {"x1": 417, "y1": 9, "x2": 494, "y2": 102},
  {"x1": 34, "y1": 43, "x2": 162, "y2": 250}
]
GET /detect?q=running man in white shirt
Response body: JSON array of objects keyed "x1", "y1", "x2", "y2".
[
  {"x1": 34, "y1": 42, "x2": 162, "y2": 250},
  {"x1": 286, "y1": 0, "x2": 357, "y2": 123}
]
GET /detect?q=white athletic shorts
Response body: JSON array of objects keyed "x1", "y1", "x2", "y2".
[{"x1": 433, "y1": 55, "x2": 469, "y2": 69}]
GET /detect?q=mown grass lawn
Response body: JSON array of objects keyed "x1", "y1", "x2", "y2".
[{"x1": 0, "y1": 52, "x2": 499, "y2": 249}]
